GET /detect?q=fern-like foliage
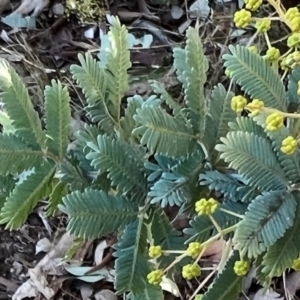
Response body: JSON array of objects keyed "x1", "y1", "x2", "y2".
[
  {"x1": 215, "y1": 131, "x2": 288, "y2": 191},
  {"x1": 260, "y1": 191, "x2": 300, "y2": 279},
  {"x1": 0, "y1": 134, "x2": 44, "y2": 175},
  {"x1": 173, "y1": 27, "x2": 208, "y2": 135},
  {"x1": 60, "y1": 188, "x2": 139, "y2": 239},
  {"x1": 0, "y1": 161, "x2": 56, "y2": 229},
  {"x1": 85, "y1": 134, "x2": 147, "y2": 200},
  {"x1": 234, "y1": 190, "x2": 296, "y2": 258},
  {"x1": 70, "y1": 53, "x2": 116, "y2": 134},
  {"x1": 0, "y1": 59, "x2": 46, "y2": 149},
  {"x1": 44, "y1": 80, "x2": 71, "y2": 159},
  {"x1": 287, "y1": 65, "x2": 300, "y2": 110},
  {"x1": 114, "y1": 216, "x2": 151, "y2": 295},
  {"x1": 253, "y1": 112, "x2": 300, "y2": 182},
  {"x1": 128, "y1": 285, "x2": 164, "y2": 300},
  {"x1": 204, "y1": 84, "x2": 236, "y2": 156},
  {"x1": 46, "y1": 181, "x2": 68, "y2": 216},
  {"x1": 200, "y1": 170, "x2": 257, "y2": 202},
  {"x1": 202, "y1": 251, "x2": 243, "y2": 300},
  {"x1": 133, "y1": 106, "x2": 197, "y2": 157},
  {"x1": 101, "y1": 16, "x2": 131, "y2": 121},
  {"x1": 223, "y1": 45, "x2": 287, "y2": 110}
]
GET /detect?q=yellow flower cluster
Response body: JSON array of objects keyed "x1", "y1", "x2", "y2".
[
  {"x1": 149, "y1": 245, "x2": 162, "y2": 259},
  {"x1": 182, "y1": 264, "x2": 201, "y2": 280},
  {"x1": 147, "y1": 269, "x2": 164, "y2": 285},
  {"x1": 234, "y1": 260, "x2": 250, "y2": 276},
  {"x1": 287, "y1": 33, "x2": 300, "y2": 48},
  {"x1": 265, "y1": 113, "x2": 284, "y2": 131},
  {"x1": 195, "y1": 198, "x2": 219, "y2": 216},
  {"x1": 234, "y1": 9, "x2": 252, "y2": 28},
  {"x1": 231, "y1": 95, "x2": 247, "y2": 113},
  {"x1": 246, "y1": 99, "x2": 264, "y2": 117},
  {"x1": 248, "y1": 45, "x2": 259, "y2": 54},
  {"x1": 186, "y1": 242, "x2": 203, "y2": 259},
  {"x1": 292, "y1": 257, "x2": 300, "y2": 271},
  {"x1": 265, "y1": 47, "x2": 280, "y2": 62},
  {"x1": 244, "y1": 0, "x2": 262, "y2": 11},
  {"x1": 285, "y1": 7, "x2": 300, "y2": 32},
  {"x1": 255, "y1": 19, "x2": 271, "y2": 33},
  {"x1": 281, "y1": 136, "x2": 298, "y2": 155},
  {"x1": 281, "y1": 51, "x2": 300, "y2": 70}
]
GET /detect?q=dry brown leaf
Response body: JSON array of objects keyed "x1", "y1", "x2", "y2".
[{"x1": 203, "y1": 239, "x2": 225, "y2": 261}]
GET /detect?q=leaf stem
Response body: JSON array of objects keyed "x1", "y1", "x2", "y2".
[{"x1": 220, "y1": 208, "x2": 244, "y2": 219}]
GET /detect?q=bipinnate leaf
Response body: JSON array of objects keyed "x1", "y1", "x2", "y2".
[
  {"x1": 104, "y1": 16, "x2": 131, "y2": 120},
  {"x1": 86, "y1": 134, "x2": 147, "y2": 200},
  {"x1": 60, "y1": 189, "x2": 139, "y2": 239},
  {"x1": 223, "y1": 45, "x2": 287, "y2": 111},
  {"x1": 202, "y1": 251, "x2": 243, "y2": 300},
  {"x1": 287, "y1": 65, "x2": 300, "y2": 109},
  {"x1": 173, "y1": 27, "x2": 208, "y2": 135},
  {"x1": 0, "y1": 134, "x2": 44, "y2": 175},
  {"x1": 261, "y1": 192, "x2": 300, "y2": 278},
  {"x1": 234, "y1": 190, "x2": 296, "y2": 258},
  {"x1": 46, "y1": 181, "x2": 68, "y2": 216},
  {"x1": 0, "y1": 161, "x2": 55, "y2": 230},
  {"x1": 253, "y1": 112, "x2": 300, "y2": 182},
  {"x1": 70, "y1": 53, "x2": 116, "y2": 134},
  {"x1": 133, "y1": 106, "x2": 197, "y2": 158},
  {"x1": 204, "y1": 84, "x2": 236, "y2": 154},
  {"x1": 0, "y1": 58, "x2": 45, "y2": 149},
  {"x1": 45, "y1": 80, "x2": 71, "y2": 159},
  {"x1": 114, "y1": 217, "x2": 151, "y2": 295},
  {"x1": 215, "y1": 131, "x2": 288, "y2": 191}
]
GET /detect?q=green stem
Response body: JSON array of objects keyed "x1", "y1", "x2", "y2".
[{"x1": 220, "y1": 208, "x2": 244, "y2": 219}]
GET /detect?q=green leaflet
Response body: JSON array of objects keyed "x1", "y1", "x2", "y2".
[
  {"x1": 128, "y1": 285, "x2": 164, "y2": 300},
  {"x1": 85, "y1": 134, "x2": 147, "y2": 200},
  {"x1": 0, "y1": 134, "x2": 44, "y2": 175},
  {"x1": 173, "y1": 27, "x2": 208, "y2": 135},
  {"x1": 223, "y1": 45, "x2": 287, "y2": 111},
  {"x1": 103, "y1": 16, "x2": 131, "y2": 121},
  {"x1": 215, "y1": 131, "x2": 288, "y2": 191},
  {"x1": 120, "y1": 96, "x2": 143, "y2": 141},
  {"x1": 229, "y1": 116, "x2": 268, "y2": 139},
  {"x1": 261, "y1": 191, "x2": 300, "y2": 278},
  {"x1": 70, "y1": 53, "x2": 116, "y2": 134},
  {"x1": 287, "y1": 65, "x2": 300, "y2": 110},
  {"x1": 44, "y1": 80, "x2": 71, "y2": 159},
  {"x1": 204, "y1": 84, "x2": 236, "y2": 157},
  {"x1": 59, "y1": 188, "x2": 139, "y2": 239},
  {"x1": 133, "y1": 106, "x2": 197, "y2": 158},
  {"x1": 46, "y1": 181, "x2": 68, "y2": 216},
  {"x1": 114, "y1": 217, "x2": 150, "y2": 295},
  {"x1": 253, "y1": 112, "x2": 300, "y2": 182},
  {"x1": 202, "y1": 251, "x2": 243, "y2": 300},
  {"x1": 234, "y1": 190, "x2": 296, "y2": 258},
  {"x1": 151, "y1": 82, "x2": 181, "y2": 115},
  {"x1": 0, "y1": 59, "x2": 45, "y2": 149},
  {"x1": 0, "y1": 160, "x2": 55, "y2": 230}
]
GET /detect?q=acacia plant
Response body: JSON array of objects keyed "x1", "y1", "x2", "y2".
[{"x1": 1, "y1": 15, "x2": 300, "y2": 300}]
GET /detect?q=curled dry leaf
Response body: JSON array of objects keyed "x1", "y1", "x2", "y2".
[
  {"x1": 253, "y1": 288, "x2": 283, "y2": 300},
  {"x1": 15, "y1": 0, "x2": 49, "y2": 17}
]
